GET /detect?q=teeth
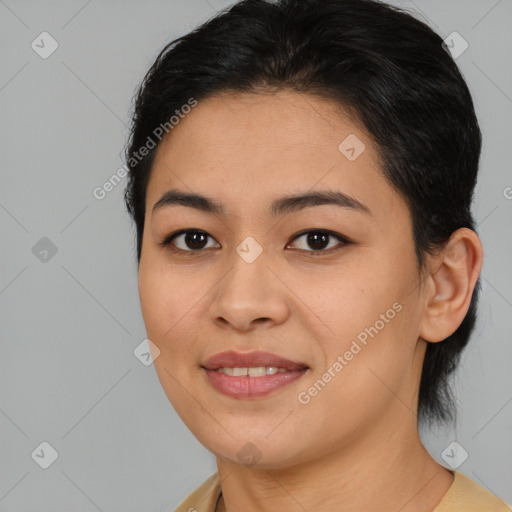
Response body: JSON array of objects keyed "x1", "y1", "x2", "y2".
[
  {"x1": 248, "y1": 367, "x2": 266, "y2": 377},
  {"x1": 233, "y1": 367, "x2": 248, "y2": 377},
  {"x1": 216, "y1": 366, "x2": 288, "y2": 376}
]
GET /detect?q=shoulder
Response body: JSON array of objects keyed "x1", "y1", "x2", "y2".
[
  {"x1": 172, "y1": 470, "x2": 512, "y2": 512},
  {"x1": 173, "y1": 472, "x2": 222, "y2": 512},
  {"x1": 434, "y1": 470, "x2": 511, "y2": 512}
]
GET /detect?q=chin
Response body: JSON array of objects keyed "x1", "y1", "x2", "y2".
[{"x1": 193, "y1": 428, "x2": 311, "y2": 470}]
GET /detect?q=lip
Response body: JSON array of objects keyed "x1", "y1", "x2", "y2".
[
  {"x1": 202, "y1": 350, "x2": 308, "y2": 371},
  {"x1": 201, "y1": 350, "x2": 309, "y2": 399}
]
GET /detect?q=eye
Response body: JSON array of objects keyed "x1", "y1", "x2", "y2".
[
  {"x1": 159, "y1": 228, "x2": 350, "y2": 255},
  {"x1": 287, "y1": 229, "x2": 350, "y2": 253},
  {"x1": 158, "y1": 229, "x2": 220, "y2": 253}
]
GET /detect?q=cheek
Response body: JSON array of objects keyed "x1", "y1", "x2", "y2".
[
  {"x1": 138, "y1": 265, "x2": 202, "y2": 406},
  {"x1": 306, "y1": 265, "x2": 395, "y2": 346},
  {"x1": 297, "y1": 308, "x2": 415, "y2": 438},
  {"x1": 306, "y1": 263, "x2": 418, "y2": 396},
  {"x1": 138, "y1": 260, "x2": 201, "y2": 347}
]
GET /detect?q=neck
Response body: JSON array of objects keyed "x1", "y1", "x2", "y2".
[{"x1": 215, "y1": 411, "x2": 453, "y2": 512}]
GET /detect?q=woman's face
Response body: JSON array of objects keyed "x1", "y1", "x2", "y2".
[{"x1": 138, "y1": 91, "x2": 430, "y2": 469}]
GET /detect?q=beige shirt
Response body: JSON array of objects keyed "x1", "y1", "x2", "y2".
[{"x1": 174, "y1": 470, "x2": 511, "y2": 512}]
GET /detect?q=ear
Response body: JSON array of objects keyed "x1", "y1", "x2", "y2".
[{"x1": 419, "y1": 228, "x2": 484, "y2": 343}]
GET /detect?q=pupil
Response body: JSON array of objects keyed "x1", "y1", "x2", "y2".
[{"x1": 308, "y1": 232, "x2": 328, "y2": 250}]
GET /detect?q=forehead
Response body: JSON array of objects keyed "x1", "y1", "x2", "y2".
[{"x1": 145, "y1": 90, "x2": 404, "y2": 222}]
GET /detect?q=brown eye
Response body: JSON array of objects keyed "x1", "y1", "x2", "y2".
[
  {"x1": 159, "y1": 229, "x2": 220, "y2": 252},
  {"x1": 288, "y1": 230, "x2": 350, "y2": 253}
]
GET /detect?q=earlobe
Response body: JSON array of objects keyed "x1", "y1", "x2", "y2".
[{"x1": 419, "y1": 228, "x2": 484, "y2": 343}]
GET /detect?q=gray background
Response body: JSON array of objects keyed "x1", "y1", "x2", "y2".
[{"x1": 1, "y1": 0, "x2": 511, "y2": 510}]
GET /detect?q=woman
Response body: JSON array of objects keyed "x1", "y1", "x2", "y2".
[{"x1": 123, "y1": 0, "x2": 511, "y2": 510}]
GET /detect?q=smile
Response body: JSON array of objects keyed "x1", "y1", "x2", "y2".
[
  {"x1": 203, "y1": 367, "x2": 308, "y2": 398},
  {"x1": 216, "y1": 366, "x2": 288, "y2": 376}
]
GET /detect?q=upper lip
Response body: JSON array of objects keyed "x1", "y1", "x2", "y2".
[{"x1": 202, "y1": 350, "x2": 308, "y2": 371}]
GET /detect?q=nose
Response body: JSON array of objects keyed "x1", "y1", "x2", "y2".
[{"x1": 207, "y1": 244, "x2": 290, "y2": 332}]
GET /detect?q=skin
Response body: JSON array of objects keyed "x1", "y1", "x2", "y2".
[{"x1": 138, "y1": 90, "x2": 483, "y2": 512}]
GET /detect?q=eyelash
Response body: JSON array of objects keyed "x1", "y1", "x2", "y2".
[{"x1": 158, "y1": 228, "x2": 351, "y2": 256}]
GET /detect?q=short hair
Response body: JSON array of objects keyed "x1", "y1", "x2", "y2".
[{"x1": 124, "y1": 0, "x2": 482, "y2": 426}]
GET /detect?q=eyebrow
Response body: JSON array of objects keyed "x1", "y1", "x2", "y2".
[{"x1": 152, "y1": 188, "x2": 372, "y2": 217}]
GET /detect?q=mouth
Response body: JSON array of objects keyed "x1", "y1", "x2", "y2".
[{"x1": 201, "y1": 350, "x2": 309, "y2": 399}]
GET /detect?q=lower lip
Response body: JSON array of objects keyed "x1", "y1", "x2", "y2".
[{"x1": 203, "y1": 368, "x2": 308, "y2": 399}]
